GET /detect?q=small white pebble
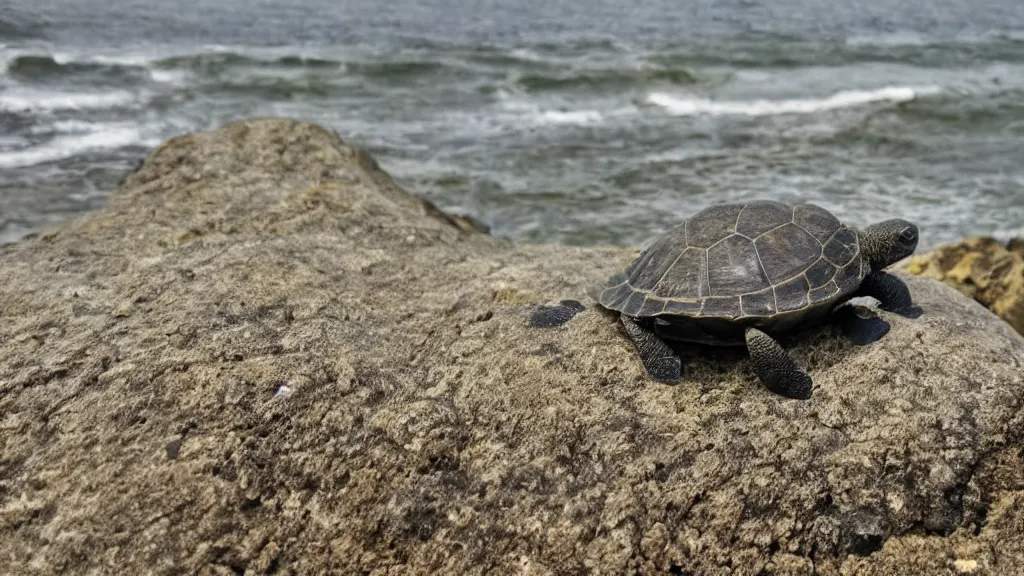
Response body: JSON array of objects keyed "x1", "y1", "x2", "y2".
[
  {"x1": 274, "y1": 382, "x2": 293, "y2": 399},
  {"x1": 405, "y1": 234, "x2": 416, "y2": 243}
]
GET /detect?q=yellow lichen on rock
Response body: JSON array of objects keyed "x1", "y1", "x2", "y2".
[{"x1": 901, "y1": 237, "x2": 1024, "y2": 335}]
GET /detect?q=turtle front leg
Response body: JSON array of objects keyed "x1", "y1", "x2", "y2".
[
  {"x1": 620, "y1": 315, "x2": 683, "y2": 384},
  {"x1": 744, "y1": 328, "x2": 812, "y2": 400},
  {"x1": 857, "y1": 271, "x2": 922, "y2": 318}
]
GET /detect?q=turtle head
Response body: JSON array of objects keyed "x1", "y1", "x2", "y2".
[{"x1": 860, "y1": 219, "x2": 918, "y2": 271}]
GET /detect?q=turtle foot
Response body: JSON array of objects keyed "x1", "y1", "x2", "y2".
[
  {"x1": 646, "y1": 355, "x2": 683, "y2": 384},
  {"x1": 745, "y1": 327, "x2": 813, "y2": 400},
  {"x1": 858, "y1": 271, "x2": 922, "y2": 319},
  {"x1": 620, "y1": 315, "x2": 685, "y2": 384},
  {"x1": 529, "y1": 299, "x2": 585, "y2": 328}
]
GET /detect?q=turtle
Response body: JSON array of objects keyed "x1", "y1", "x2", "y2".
[{"x1": 590, "y1": 199, "x2": 921, "y2": 400}]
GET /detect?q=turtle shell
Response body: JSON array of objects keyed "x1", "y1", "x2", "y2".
[{"x1": 598, "y1": 200, "x2": 865, "y2": 320}]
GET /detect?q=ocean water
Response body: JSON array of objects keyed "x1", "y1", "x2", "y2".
[{"x1": 2, "y1": 0, "x2": 1024, "y2": 249}]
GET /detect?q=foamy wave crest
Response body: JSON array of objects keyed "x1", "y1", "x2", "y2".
[
  {"x1": 540, "y1": 109, "x2": 606, "y2": 125},
  {"x1": 149, "y1": 68, "x2": 188, "y2": 83},
  {"x1": 0, "y1": 90, "x2": 137, "y2": 112},
  {"x1": 647, "y1": 86, "x2": 939, "y2": 117},
  {"x1": 73, "y1": 53, "x2": 153, "y2": 67},
  {"x1": 496, "y1": 92, "x2": 635, "y2": 127},
  {"x1": 0, "y1": 127, "x2": 157, "y2": 169},
  {"x1": 29, "y1": 119, "x2": 106, "y2": 134}
]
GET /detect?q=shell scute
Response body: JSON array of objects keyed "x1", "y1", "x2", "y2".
[
  {"x1": 702, "y1": 296, "x2": 741, "y2": 317},
  {"x1": 805, "y1": 258, "x2": 837, "y2": 289},
  {"x1": 754, "y1": 223, "x2": 822, "y2": 284},
  {"x1": 663, "y1": 299, "x2": 703, "y2": 316},
  {"x1": 794, "y1": 203, "x2": 841, "y2": 243},
  {"x1": 707, "y1": 235, "x2": 771, "y2": 296},
  {"x1": 685, "y1": 204, "x2": 744, "y2": 248},
  {"x1": 736, "y1": 200, "x2": 793, "y2": 238},
  {"x1": 645, "y1": 247, "x2": 707, "y2": 299},
  {"x1": 775, "y1": 274, "x2": 812, "y2": 311},
  {"x1": 823, "y1": 227, "x2": 859, "y2": 266},
  {"x1": 740, "y1": 288, "x2": 777, "y2": 316}
]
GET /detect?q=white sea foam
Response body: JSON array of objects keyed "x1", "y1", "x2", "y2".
[
  {"x1": 540, "y1": 109, "x2": 606, "y2": 125},
  {"x1": 509, "y1": 48, "x2": 545, "y2": 62},
  {"x1": 88, "y1": 54, "x2": 154, "y2": 67},
  {"x1": 48, "y1": 51, "x2": 153, "y2": 67},
  {"x1": 29, "y1": 119, "x2": 106, "y2": 134},
  {"x1": 0, "y1": 127, "x2": 158, "y2": 169},
  {"x1": 0, "y1": 46, "x2": 22, "y2": 71},
  {"x1": 993, "y1": 225, "x2": 1024, "y2": 241},
  {"x1": 149, "y1": 68, "x2": 188, "y2": 83},
  {"x1": 646, "y1": 86, "x2": 940, "y2": 117},
  {"x1": 0, "y1": 90, "x2": 137, "y2": 112},
  {"x1": 496, "y1": 91, "x2": 633, "y2": 127}
]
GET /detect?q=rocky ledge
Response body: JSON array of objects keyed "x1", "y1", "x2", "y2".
[{"x1": 2, "y1": 119, "x2": 1023, "y2": 576}]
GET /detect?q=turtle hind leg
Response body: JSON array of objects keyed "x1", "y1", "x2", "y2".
[
  {"x1": 620, "y1": 315, "x2": 683, "y2": 383},
  {"x1": 858, "y1": 271, "x2": 922, "y2": 318},
  {"x1": 744, "y1": 328, "x2": 812, "y2": 400}
]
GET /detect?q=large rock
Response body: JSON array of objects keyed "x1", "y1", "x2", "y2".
[
  {"x1": 2, "y1": 119, "x2": 1023, "y2": 576},
  {"x1": 901, "y1": 237, "x2": 1024, "y2": 336}
]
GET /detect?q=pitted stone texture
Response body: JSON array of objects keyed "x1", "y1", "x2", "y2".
[{"x1": 1, "y1": 119, "x2": 1022, "y2": 576}]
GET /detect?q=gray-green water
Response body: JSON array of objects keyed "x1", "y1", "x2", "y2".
[{"x1": 2, "y1": 0, "x2": 1024, "y2": 248}]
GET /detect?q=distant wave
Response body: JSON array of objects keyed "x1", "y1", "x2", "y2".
[
  {"x1": 0, "y1": 89, "x2": 137, "y2": 112},
  {"x1": 4, "y1": 50, "x2": 461, "y2": 83},
  {"x1": 651, "y1": 35, "x2": 1024, "y2": 71},
  {"x1": 0, "y1": 126, "x2": 157, "y2": 169},
  {"x1": 516, "y1": 67, "x2": 699, "y2": 93},
  {"x1": 149, "y1": 69, "x2": 188, "y2": 84},
  {"x1": 844, "y1": 32, "x2": 928, "y2": 47},
  {"x1": 646, "y1": 86, "x2": 939, "y2": 117},
  {"x1": 342, "y1": 59, "x2": 451, "y2": 81},
  {"x1": 2, "y1": 50, "x2": 346, "y2": 80},
  {"x1": 150, "y1": 51, "x2": 469, "y2": 84},
  {"x1": 0, "y1": 16, "x2": 43, "y2": 40},
  {"x1": 496, "y1": 92, "x2": 636, "y2": 127},
  {"x1": 153, "y1": 52, "x2": 342, "y2": 71},
  {"x1": 540, "y1": 109, "x2": 606, "y2": 125},
  {"x1": 5, "y1": 54, "x2": 147, "y2": 80}
]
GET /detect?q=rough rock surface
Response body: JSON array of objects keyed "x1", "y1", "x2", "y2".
[
  {"x1": 902, "y1": 237, "x2": 1024, "y2": 336},
  {"x1": 2, "y1": 119, "x2": 1024, "y2": 576}
]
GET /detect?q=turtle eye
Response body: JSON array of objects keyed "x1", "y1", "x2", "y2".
[{"x1": 900, "y1": 227, "x2": 916, "y2": 241}]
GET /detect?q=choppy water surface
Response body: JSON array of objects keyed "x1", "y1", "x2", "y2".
[{"x1": 2, "y1": 0, "x2": 1024, "y2": 248}]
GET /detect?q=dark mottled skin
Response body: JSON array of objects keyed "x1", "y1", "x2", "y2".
[
  {"x1": 858, "y1": 271, "x2": 923, "y2": 318},
  {"x1": 744, "y1": 327, "x2": 813, "y2": 399},
  {"x1": 621, "y1": 315, "x2": 683, "y2": 383},
  {"x1": 530, "y1": 299, "x2": 586, "y2": 328}
]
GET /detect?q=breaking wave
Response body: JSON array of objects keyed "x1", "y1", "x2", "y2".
[
  {"x1": 515, "y1": 67, "x2": 699, "y2": 93},
  {"x1": 646, "y1": 86, "x2": 940, "y2": 117},
  {"x1": 0, "y1": 89, "x2": 138, "y2": 112},
  {"x1": 0, "y1": 125, "x2": 157, "y2": 168}
]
